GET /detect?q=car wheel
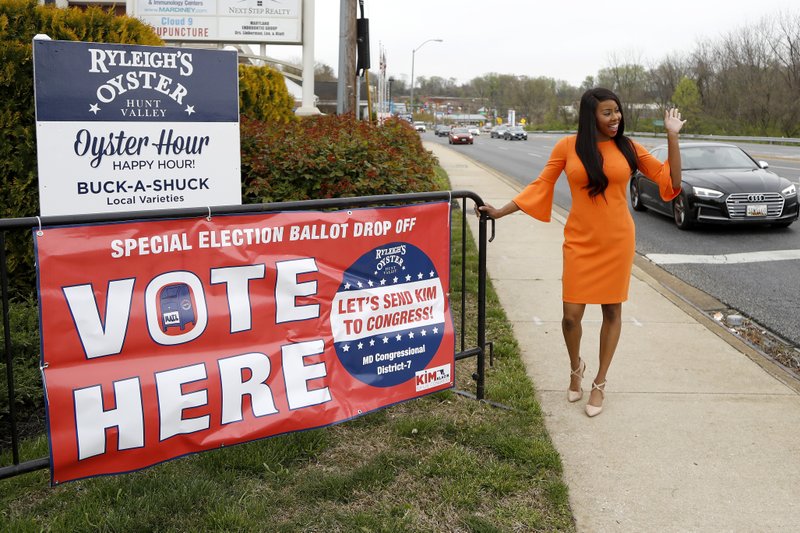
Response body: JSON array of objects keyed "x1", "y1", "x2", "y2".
[
  {"x1": 630, "y1": 178, "x2": 647, "y2": 212},
  {"x1": 672, "y1": 193, "x2": 694, "y2": 230}
]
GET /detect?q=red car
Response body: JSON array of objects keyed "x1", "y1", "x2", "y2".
[{"x1": 448, "y1": 127, "x2": 473, "y2": 145}]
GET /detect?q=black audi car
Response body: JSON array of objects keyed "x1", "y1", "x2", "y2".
[{"x1": 630, "y1": 142, "x2": 798, "y2": 230}]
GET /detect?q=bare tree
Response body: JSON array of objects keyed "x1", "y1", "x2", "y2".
[
  {"x1": 315, "y1": 62, "x2": 337, "y2": 82},
  {"x1": 768, "y1": 11, "x2": 800, "y2": 135},
  {"x1": 511, "y1": 76, "x2": 557, "y2": 124},
  {"x1": 648, "y1": 53, "x2": 689, "y2": 107},
  {"x1": 713, "y1": 21, "x2": 780, "y2": 133},
  {"x1": 598, "y1": 52, "x2": 651, "y2": 130}
]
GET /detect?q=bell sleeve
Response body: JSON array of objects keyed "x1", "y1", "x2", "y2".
[
  {"x1": 634, "y1": 141, "x2": 681, "y2": 201},
  {"x1": 512, "y1": 136, "x2": 569, "y2": 222}
]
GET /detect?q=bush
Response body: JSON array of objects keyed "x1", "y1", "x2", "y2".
[
  {"x1": 0, "y1": 298, "x2": 44, "y2": 447},
  {"x1": 238, "y1": 64, "x2": 295, "y2": 123},
  {"x1": 241, "y1": 115, "x2": 441, "y2": 203}
]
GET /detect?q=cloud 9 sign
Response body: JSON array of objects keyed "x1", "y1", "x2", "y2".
[
  {"x1": 130, "y1": 0, "x2": 302, "y2": 44},
  {"x1": 33, "y1": 39, "x2": 241, "y2": 217},
  {"x1": 35, "y1": 202, "x2": 455, "y2": 484}
]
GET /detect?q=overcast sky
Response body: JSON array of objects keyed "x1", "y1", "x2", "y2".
[{"x1": 265, "y1": 0, "x2": 798, "y2": 87}]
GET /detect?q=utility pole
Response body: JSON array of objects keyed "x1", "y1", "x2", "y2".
[{"x1": 337, "y1": 0, "x2": 357, "y2": 114}]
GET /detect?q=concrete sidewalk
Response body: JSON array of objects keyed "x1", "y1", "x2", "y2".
[{"x1": 426, "y1": 141, "x2": 800, "y2": 532}]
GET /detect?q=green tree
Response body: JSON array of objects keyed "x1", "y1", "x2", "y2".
[{"x1": 671, "y1": 76, "x2": 702, "y2": 132}]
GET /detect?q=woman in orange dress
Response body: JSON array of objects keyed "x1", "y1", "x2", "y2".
[{"x1": 479, "y1": 88, "x2": 686, "y2": 417}]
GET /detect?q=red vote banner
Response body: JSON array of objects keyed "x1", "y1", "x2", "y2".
[{"x1": 35, "y1": 202, "x2": 454, "y2": 484}]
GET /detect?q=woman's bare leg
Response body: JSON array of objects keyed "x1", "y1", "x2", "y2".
[
  {"x1": 562, "y1": 302, "x2": 586, "y2": 393},
  {"x1": 588, "y1": 303, "x2": 623, "y2": 407}
]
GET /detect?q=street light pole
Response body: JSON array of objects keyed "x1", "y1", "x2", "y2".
[{"x1": 410, "y1": 38, "x2": 442, "y2": 117}]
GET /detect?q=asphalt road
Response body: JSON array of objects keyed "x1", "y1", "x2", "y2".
[{"x1": 426, "y1": 130, "x2": 800, "y2": 348}]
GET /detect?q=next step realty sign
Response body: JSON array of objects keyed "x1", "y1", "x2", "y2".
[
  {"x1": 33, "y1": 38, "x2": 241, "y2": 217},
  {"x1": 129, "y1": 0, "x2": 302, "y2": 44}
]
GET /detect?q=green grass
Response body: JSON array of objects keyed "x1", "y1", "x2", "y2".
[{"x1": 0, "y1": 184, "x2": 575, "y2": 532}]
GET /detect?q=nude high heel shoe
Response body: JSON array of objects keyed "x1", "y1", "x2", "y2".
[
  {"x1": 585, "y1": 380, "x2": 606, "y2": 417},
  {"x1": 567, "y1": 359, "x2": 586, "y2": 403}
]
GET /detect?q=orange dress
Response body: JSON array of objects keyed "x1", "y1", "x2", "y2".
[{"x1": 513, "y1": 135, "x2": 679, "y2": 304}]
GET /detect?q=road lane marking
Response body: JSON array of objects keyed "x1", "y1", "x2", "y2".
[
  {"x1": 497, "y1": 146, "x2": 509, "y2": 150},
  {"x1": 646, "y1": 249, "x2": 800, "y2": 265},
  {"x1": 768, "y1": 165, "x2": 800, "y2": 171},
  {"x1": 631, "y1": 317, "x2": 643, "y2": 327},
  {"x1": 527, "y1": 152, "x2": 543, "y2": 158}
]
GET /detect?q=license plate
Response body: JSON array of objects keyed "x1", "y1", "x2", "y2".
[{"x1": 746, "y1": 204, "x2": 768, "y2": 216}]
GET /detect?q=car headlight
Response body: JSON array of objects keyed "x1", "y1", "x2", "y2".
[
  {"x1": 693, "y1": 186, "x2": 724, "y2": 199},
  {"x1": 781, "y1": 183, "x2": 797, "y2": 197}
]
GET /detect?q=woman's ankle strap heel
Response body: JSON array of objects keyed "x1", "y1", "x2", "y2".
[
  {"x1": 585, "y1": 380, "x2": 606, "y2": 417},
  {"x1": 567, "y1": 359, "x2": 586, "y2": 403}
]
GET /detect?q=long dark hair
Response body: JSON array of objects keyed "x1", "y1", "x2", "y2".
[{"x1": 575, "y1": 88, "x2": 638, "y2": 198}]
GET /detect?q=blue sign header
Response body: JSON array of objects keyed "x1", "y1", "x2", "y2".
[{"x1": 34, "y1": 40, "x2": 239, "y2": 122}]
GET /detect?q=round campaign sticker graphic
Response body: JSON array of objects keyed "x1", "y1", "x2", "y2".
[{"x1": 331, "y1": 242, "x2": 446, "y2": 387}]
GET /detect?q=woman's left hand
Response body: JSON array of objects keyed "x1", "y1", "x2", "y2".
[{"x1": 665, "y1": 107, "x2": 686, "y2": 135}]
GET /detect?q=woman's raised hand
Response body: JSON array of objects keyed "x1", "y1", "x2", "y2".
[{"x1": 665, "y1": 107, "x2": 686, "y2": 134}]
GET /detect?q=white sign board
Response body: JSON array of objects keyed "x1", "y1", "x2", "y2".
[
  {"x1": 130, "y1": 0, "x2": 302, "y2": 43},
  {"x1": 33, "y1": 39, "x2": 241, "y2": 216}
]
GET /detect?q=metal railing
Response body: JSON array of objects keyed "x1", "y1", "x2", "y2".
[{"x1": 1, "y1": 190, "x2": 492, "y2": 480}]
